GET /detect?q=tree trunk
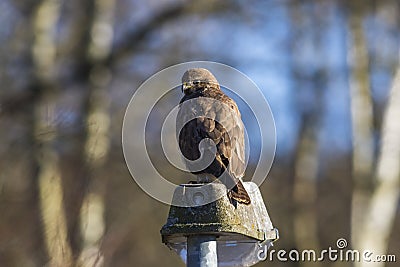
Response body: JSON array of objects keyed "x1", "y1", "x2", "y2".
[
  {"x1": 346, "y1": 0, "x2": 375, "y2": 253},
  {"x1": 357, "y1": 49, "x2": 400, "y2": 267}
]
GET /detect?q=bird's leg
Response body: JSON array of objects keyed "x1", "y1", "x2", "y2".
[
  {"x1": 197, "y1": 174, "x2": 212, "y2": 183},
  {"x1": 187, "y1": 174, "x2": 208, "y2": 184}
]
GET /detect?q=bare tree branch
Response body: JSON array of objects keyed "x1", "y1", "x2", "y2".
[{"x1": 105, "y1": 1, "x2": 192, "y2": 65}]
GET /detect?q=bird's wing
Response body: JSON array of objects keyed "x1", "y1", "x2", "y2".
[
  {"x1": 221, "y1": 98, "x2": 245, "y2": 179},
  {"x1": 177, "y1": 95, "x2": 245, "y2": 179}
]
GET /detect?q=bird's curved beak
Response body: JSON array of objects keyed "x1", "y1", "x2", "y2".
[{"x1": 182, "y1": 82, "x2": 192, "y2": 92}]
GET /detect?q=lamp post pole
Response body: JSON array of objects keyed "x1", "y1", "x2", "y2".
[{"x1": 187, "y1": 235, "x2": 217, "y2": 267}]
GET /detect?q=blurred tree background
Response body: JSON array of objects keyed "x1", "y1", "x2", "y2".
[{"x1": 0, "y1": 0, "x2": 399, "y2": 266}]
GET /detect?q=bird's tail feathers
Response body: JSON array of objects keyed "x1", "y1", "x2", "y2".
[{"x1": 228, "y1": 179, "x2": 251, "y2": 205}]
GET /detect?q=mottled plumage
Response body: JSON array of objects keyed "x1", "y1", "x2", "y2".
[{"x1": 177, "y1": 68, "x2": 251, "y2": 205}]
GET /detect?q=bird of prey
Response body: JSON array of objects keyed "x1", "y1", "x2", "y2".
[{"x1": 177, "y1": 68, "x2": 251, "y2": 205}]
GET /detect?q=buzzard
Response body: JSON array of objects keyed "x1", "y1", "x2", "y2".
[{"x1": 177, "y1": 68, "x2": 251, "y2": 205}]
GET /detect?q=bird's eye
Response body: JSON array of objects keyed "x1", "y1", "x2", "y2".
[{"x1": 193, "y1": 81, "x2": 200, "y2": 85}]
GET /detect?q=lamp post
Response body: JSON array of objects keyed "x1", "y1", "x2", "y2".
[
  {"x1": 187, "y1": 235, "x2": 217, "y2": 267},
  {"x1": 161, "y1": 182, "x2": 278, "y2": 267}
]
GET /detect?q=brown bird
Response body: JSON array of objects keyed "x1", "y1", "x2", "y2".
[{"x1": 177, "y1": 68, "x2": 251, "y2": 205}]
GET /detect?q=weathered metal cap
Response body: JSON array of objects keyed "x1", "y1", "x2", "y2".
[{"x1": 161, "y1": 182, "x2": 278, "y2": 266}]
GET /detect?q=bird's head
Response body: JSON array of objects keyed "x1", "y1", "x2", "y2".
[{"x1": 181, "y1": 68, "x2": 220, "y2": 95}]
